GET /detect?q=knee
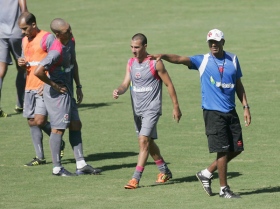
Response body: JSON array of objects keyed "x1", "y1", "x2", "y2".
[
  {"x1": 69, "y1": 120, "x2": 82, "y2": 131},
  {"x1": 34, "y1": 117, "x2": 47, "y2": 127},
  {"x1": 138, "y1": 136, "x2": 150, "y2": 150},
  {"x1": 27, "y1": 118, "x2": 36, "y2": 126}
]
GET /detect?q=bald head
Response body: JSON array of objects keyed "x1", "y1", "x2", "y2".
[
  {"x1": 18, "y1": 12, "x2": 36, "y2": 25},
  {"x1": 50, "y1": 18, "x2": 69, "y2": 34}
]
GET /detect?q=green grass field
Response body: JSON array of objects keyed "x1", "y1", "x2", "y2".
[{"x1": 0, "y1": 0, "x2": 279, "y2": 208}]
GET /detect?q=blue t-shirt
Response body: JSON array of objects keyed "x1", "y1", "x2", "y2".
[{"x1": 189, "y1": 51, "x2": 242, "y2": 113}]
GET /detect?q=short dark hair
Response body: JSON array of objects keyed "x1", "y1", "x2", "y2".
[
  {"x1": 132, "y1": 33, "x2": 147, "y2": 45},
  {"x1": 18, "y1": 12, "x2": 36, "y2": 25},
  {"x1": 25, "y1": 13, "x2": 36, "y2": 25}
]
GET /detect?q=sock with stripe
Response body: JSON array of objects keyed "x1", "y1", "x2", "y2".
[
  {"x1": 132, "y1": 166, "x2": 144, "y2": 182},
  {"x1": 155, "y1": 158, "x2": 170, "y2": 174}
]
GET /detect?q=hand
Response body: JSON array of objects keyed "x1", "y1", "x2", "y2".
[
  {"x1": 173, "y1": 107, "x2": 182, "y2": 123},
  {"x1": 113, "y1": 89, "x2": 119, "y2": 99},
  {"x1": 76, "y1": 88, "x2": 83, "y2": 104},
  {"x1": 53, "y1": 83, "x2": 68, "y2": 94},
  {"x1": 244, "y1": 109, "x2": 251, "y2": 127},
  {"x1": 18, "y1": 57, "x2": 28, "y2": 68},
  {"x1": 147, "y1": 54, "x2": 162, "y2": 62}
]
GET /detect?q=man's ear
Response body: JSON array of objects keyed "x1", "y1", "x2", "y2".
[{"x1": 222, "y1": 39, "x2": 225, "y2": 46}]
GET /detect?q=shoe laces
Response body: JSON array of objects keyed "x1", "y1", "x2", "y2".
[
  {"x1": 129, "y1": 178, "x2": 138, "y2": 186},
  {"x1": 223, "y1": 186, "x2": 236, "y2": 196}
]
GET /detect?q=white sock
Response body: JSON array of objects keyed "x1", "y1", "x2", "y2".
[
  {"x1": 53, "y1": 166, "x2": 62, "y2": 174},
  {"x1": 220, "y1": 186, "x2": 227, "y2": 195},
  {"x1": 201, "y1": 168, "x2": 212, "y2": 179},
  {"x1": 76, "y1": 160, "x2": 87, "y2": 169}
]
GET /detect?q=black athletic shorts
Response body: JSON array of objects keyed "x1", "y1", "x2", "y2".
[{"x1": 203, "y1": 109, "x2": 244, "y2": 153}]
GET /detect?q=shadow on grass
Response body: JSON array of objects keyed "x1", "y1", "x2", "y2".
[
  {"x1": 145, "y1": 172, "x2": 242, "y2": 191},
  {"x1": 6, "y1": 102, "x2": 119, "y2": 116},
  {"x1": 77, "y1": 101, "x2": 121, "y2": 110},
  {"x1": 239, "y1": 186, "x2": 280, "y2": 195},
  {"x1": 62, "y1": 151, "x2": 138, "y2": 163},
  {"x1": 61, "y1": 151, "x2": 150, "y2": 171},
  {"x1": 163, "y1": 171, "x2": 242, "y2": 184},
  {"x1": 4, "y1": 112, "x2": 22, "y2": 117},
  {"x1": 84, "y1": 152, "x2": 138, "y2": 161},
  {"x1": 97, "y1": 162, "x2": 155, "y2": 171}
]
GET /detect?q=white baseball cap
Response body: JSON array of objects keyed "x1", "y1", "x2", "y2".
[{"x1": 206, "y1": 29, "x2": 224, "y2": 42}]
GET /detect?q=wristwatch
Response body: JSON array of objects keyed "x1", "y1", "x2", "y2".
[
  {"x1": 76, "y1": 85, "x2": 82, "y2": 88},
  {"x1": 243, "y1": 105, "x2": 250, "y2": 109}
]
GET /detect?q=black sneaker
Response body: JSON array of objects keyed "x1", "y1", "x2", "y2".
[
  {"x1": 76, "y1": 164, "x2": 102, "y2": 175},
  {"x1": 0, "y1": 109, "x2": 8, "y2": 118},
  {"x1": 196, "y1": 171, "x2": 213, "y2": 196},
  {"x1": 52, "y1": 167, "x2": 77, "y2": 177},
  {"x1": 14, "y1": 105, "x2": 23, "y2": 114},
  {"x1": 220, "y1": 186, "x2": 241, "y2": 198},
  {"x1": 24, "y1": 157, "x2": 46, "y2": 166},
  {"x1": 60, "y1": 140, "x2": 65, "y2": 159}
]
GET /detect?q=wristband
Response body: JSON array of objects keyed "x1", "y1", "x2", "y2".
[
  {"x1": 243, "y1": 105, "x2": 250, "y2": 109},
  {"x1": 76, "y1": 85, "x2": 82, "y2": 88}
]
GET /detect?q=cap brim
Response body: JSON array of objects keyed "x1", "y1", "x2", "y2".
[{"x1": 206, "y1": 37, "x2": 223, "y2": 42}]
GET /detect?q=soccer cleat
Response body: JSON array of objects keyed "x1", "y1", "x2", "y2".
[
  {"x1": 196, "y1": 171, "x2": 213, "y2": 196},
  {"x1": 124, "y1": 178, "x2": 139, "y2": 189},
  {"x1": 52, "y1": 167, "x2": 77, "y2": 177},
  {"x1": 24, "y1": 157, "x2": 46, "y2": 166},
  {"x1": 60, "y1": 140, "x2": 65, "y2": 158},
  {"x1": 0, "y1": 109, "x2": 8, "y2": 118},
  {"x1": 76, "y1": 164, "x2": 102, "y2": 175},
  {"x1": 156, "y1": 171, "x2": 172, "y2": 183},
  {"x1": 220, "y1": 186, "x2": 241, "y2": 198},
  {"x1": 14, "y1": 105, "x2": 23, "y2": 114}
]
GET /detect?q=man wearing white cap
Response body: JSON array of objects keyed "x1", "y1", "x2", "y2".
[{"x1": 148, "y1": 29, "x2": 251, "y2": 198}]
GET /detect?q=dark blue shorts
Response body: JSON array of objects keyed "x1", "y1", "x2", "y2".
[{"x1": 203, "y1": 109, "x2": 244, "y2": 153}]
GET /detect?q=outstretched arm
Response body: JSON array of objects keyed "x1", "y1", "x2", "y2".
[
  {"x1": 236, "y1": 78, "x2": 251, "y2": 127},
  {"x1": 156, "y1": 60, "x2": 182, "y2": 123},
  {"x1": 148, "y1": 54, "x2": 192, "y2": 67},
  {"x1": 113, "y1": 64, "x2": 131, "y2": 99}
]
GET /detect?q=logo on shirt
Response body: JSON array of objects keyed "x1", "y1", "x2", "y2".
[
  {"x1": 135, "y1": 72, "x2": 141, "y2": 79},
  {"x1": 62, "y1": 114, "x2": 70, "y2": 123},
  {"x1": 209, "y1": 76, "x2": 235, "y2": 89},
  {"x1": 132, "y1": 86, "x2": 153, "y2": 92}
]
